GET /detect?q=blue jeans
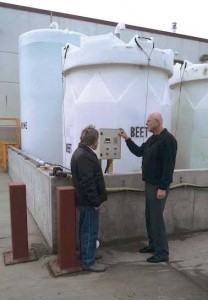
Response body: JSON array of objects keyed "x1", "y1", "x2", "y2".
[{"x1": 78, "y1": 206, "x2": 99, "y2": 266}]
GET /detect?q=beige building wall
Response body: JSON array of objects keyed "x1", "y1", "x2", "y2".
[{"x1": 0, "y1": 2, "x2": 208, "y2": 119}]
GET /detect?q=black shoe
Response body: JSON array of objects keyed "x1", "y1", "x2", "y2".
[
  {"x1": 139, "y1": 246, "x2": 154, "y2": 253},
  {"x1": 147, "y1": 254, "x2": 169, "y2": 263}
]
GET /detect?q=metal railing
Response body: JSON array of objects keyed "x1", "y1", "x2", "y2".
[{"x1": 0, "y1": 118, "x2": 21, "y2": 169}]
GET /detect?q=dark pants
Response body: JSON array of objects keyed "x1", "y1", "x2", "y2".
[
  {"x1": 145, "y1": 182, "x2": 169, "y2": 256},
  {"x1": 78, "y1": 206, "x2": 99, "y2": 266}
]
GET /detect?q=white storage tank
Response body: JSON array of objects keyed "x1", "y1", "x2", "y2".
[
  {"x1": 170, "y1": 61, "x2": 208, "y2": 169},
  {"x1": 63, "y1": 33, "x2": 174, "y2": 173},
  {"x1": 19, "y1": 24, "x2": 84, "y2": 164}
]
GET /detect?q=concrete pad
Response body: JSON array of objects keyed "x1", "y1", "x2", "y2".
[
  {"x1": 0, "y1": 169, "x2": 208, "y2": 300},
  {"x1": 169, "y1": 232, "x2": 208, "y2": 292},
  {"x1": 0, "y1": 257, "x2": 207, "y2": 300}
]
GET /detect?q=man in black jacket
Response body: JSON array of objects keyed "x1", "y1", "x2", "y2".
[
  {"x1": 71, "y1": 125, "x2": 107, "y2": 272},
  {"x1": 119, "y1": 112, "x2": 177, "y2": 263}
]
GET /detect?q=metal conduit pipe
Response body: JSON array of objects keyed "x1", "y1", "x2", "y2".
[
  {"x1": 9, "y1": 146, "x2": 72, "y2": 176},
  {"x1": 9, "y1": 145, "x2": 47, "y2": 167}
]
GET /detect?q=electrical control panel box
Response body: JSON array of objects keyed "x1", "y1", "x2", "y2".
[{"x1": 96, "y1": 128, "x2": 121, "y2": 160}]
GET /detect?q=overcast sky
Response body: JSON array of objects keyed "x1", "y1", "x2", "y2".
[{"x1": 2, "y1": 0, "x2": 208, "y2": 39}]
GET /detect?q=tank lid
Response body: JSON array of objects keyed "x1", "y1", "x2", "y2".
[
  {"x1": 63, "y1": 33, "x2": 174, "y2": 77},
  {"x1": 19, "y1": 28, "x2": 86, "y2": 47},
  {"x1": 169, "y1": 60, "x2": 208, "y2": 88}
]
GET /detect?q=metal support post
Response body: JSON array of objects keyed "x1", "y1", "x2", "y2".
[
  {"x1": 3, "y1": 182, "x2": 37, "y2": 265},
  {"x1": 48, "y1": 186, "x2": 81, "y2": 276}
]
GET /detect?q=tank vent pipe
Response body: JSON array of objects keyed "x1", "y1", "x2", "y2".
[{"x1": 50, "y1": 22, "x2": 59, "y2": 30}]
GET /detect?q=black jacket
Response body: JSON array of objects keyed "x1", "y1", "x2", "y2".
[
  {"x1": 126, "y1": 129, "x2": 177, "y2": 190},
  {"x1": 70, "y1": 143, "x2": 107, "y2": 207}
]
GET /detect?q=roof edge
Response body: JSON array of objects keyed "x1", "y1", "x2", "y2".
[{"x1": 1, "y1": 1, "x2": 208, "y2": 43}]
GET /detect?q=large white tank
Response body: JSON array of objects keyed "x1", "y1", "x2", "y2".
[
  {"x1": 63, "y1": 33, "x2": 174, "y2": 173},
  {"x1": 19, "y1": 24, "x2": 84, "y2": 164},
  {"x1": 170, "y1": 61, "x2": 208, "y2": 169}
]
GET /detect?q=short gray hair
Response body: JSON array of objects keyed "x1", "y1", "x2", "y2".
[{"x1": 80, "y1": 125, "x2": 99, "y2": 146}]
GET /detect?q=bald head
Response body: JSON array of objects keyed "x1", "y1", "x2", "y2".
[
  {"x1": 149, "y1": 112, "x2": 163, "y2": 125},
  {"x1": 146, "y1": 112, "x2": 164, "y2": 135}
]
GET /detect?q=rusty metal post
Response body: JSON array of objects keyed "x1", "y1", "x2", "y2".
[
  {"x1": 3, "y1": 182, "x2": 37, "y2": 265},
  {"x1": 10, "y1": 183, "x2": 28, "y2": 258},
  {"x1": 57, "y1": 186, "x2": 77, "y2": 269},
  {"x1": 48, "y1": 186, "x2": 81, "y2": 276}
]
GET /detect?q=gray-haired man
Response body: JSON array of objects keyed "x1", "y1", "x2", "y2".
[{"x1": 71, "y1": 125, "x2": 107, "y2": 272}]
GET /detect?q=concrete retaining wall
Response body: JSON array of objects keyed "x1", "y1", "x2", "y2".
[
  {"x1": 8, "y1": 148, "x2": 71, "y2": 251},
  {"x1": 8, "y1": 147, "x2": 208, "y2": 252}
]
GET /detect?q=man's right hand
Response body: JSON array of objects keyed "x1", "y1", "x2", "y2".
[{"x1": 118, "y1": 128, "x2": 129, "y2": 140}]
